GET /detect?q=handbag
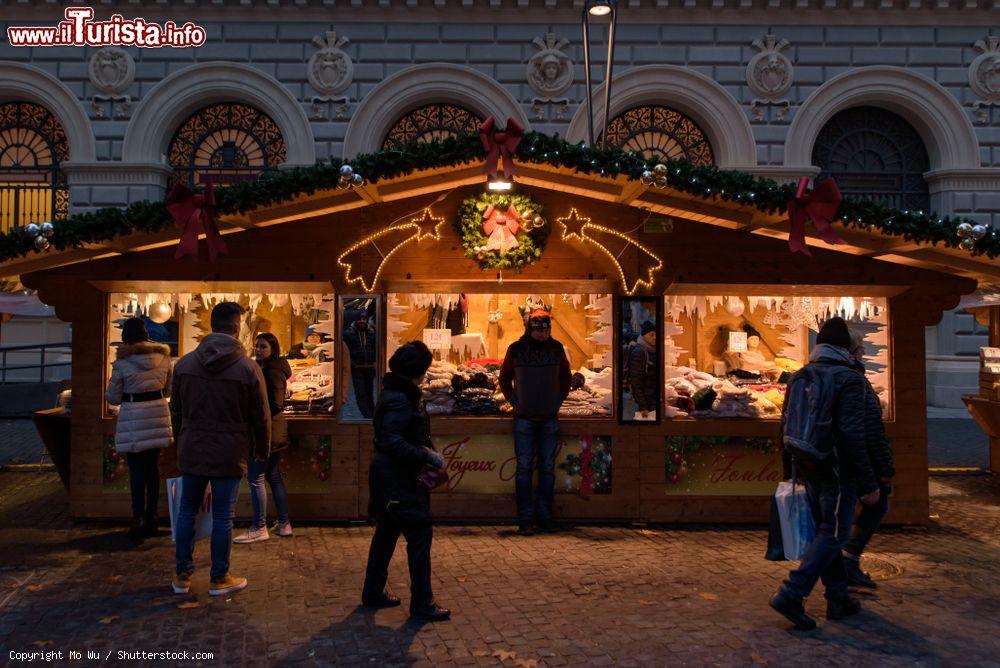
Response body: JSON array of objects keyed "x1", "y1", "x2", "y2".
[
  {"x1": 416, "y1": 463, "x2": 449, "y2": 491},
  {"x1": 167, "y1": 476, "x2": 212, "y2": 544}
]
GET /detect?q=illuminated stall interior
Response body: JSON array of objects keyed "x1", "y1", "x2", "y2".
[
  {"x1": 106, "y1": 288, "x2": 334, "y2": 415},
  {"x1": 386, "y1": 292, "x2": 613, "y2": 417},
  {"x1": 661, "y1": 294, "x2": 890, "y2": 419}
]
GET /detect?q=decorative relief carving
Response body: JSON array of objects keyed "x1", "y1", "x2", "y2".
[
  {"x1": 308, "y1": 31, "x2": 353, "y2": 120},
  {"x1": 970, "y1": 36, "x2": 1000, "y2": 124},
  {"x1": 747, "y1": 35, "x2": 793, "y2": 122},
  {"x1": 527, "y1": 33, "x2": 573, "y2": 121},
  {"x1": 88, "y1": 47, "x2": 134, "y2": 119}
]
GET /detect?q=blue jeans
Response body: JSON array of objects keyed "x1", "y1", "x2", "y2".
[
  {"x1": 247, "y1": 452, "x2": 290, "y2": 529},
  {"x1": 513, "y1": 417, "x2": 559, "y2": 523},
  {"x1": 782, "y1": 479, "x2": 857, "y2": 600},
  {"x1": 175, "y1": 474, "x2": 241, "y2": 580}
]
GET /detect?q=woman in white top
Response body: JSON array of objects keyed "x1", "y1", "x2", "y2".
[{"x1": 105, "y1": 317, "x2": 173, "y2": 540}]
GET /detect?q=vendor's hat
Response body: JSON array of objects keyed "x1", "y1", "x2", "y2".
[
  {"x1": 641, "y1": 320, "x2": 656, "y2": 335},
  {"x1": 816, "y1": 317, "x2": 851, "y2": 350}
]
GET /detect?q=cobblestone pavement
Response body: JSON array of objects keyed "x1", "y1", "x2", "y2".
[
  {"x1": 0, "y1": 420, "x2": 45, "y2": 466},
  {"x1": 0, "y1": 472, "x2": 998, "y2": 667}
]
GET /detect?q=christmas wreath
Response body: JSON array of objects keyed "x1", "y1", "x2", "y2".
[{"x1": 455, "y1": 192, "x2": 548, "y2": 271}]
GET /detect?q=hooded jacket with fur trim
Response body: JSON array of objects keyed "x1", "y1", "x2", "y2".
[{"x1": 105, "y1": 341, "x2": 174, "y2": 454}]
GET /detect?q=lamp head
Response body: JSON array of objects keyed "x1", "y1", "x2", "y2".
[
  {"x1": 487, "y1": 171, "x2": 512, "y2": 191},
  {"x1": 588, "y1": 0, "x2": 613, "y2": 15}
]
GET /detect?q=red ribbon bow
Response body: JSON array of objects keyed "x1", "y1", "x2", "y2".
[
  {"x1": 166, "y1": 182, "x2": 227, "y2": 262},
  {"x1": 479, "y1": 116, "x2": 523, "y2": 178},
  {"x1": 787, "y1": 176, "x2": 845, "y2": 256}
]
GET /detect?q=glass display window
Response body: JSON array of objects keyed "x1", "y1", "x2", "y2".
[
  {"x1": 386, "y1": 292, "x2": 614, "y2": 417},
  {"x1": 106, "y1": 289, "x2": 335, "y2": 417},
  {"x1": 662, "y1": 294, "x2": 890, "y2": 420}
]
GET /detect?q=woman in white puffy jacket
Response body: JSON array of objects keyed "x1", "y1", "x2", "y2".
[{"x1": 105, "y1": 317, "x2": 174, "y2": 540}]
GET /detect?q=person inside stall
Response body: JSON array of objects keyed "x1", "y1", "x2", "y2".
[
  {"x1": 499, "y1": 308, "x2": 571, "y2": 535},
  {"x1": 626, "y1": 321, "x2": 658, "y2": 421},
  {"x1": 343, "y1": 311, "x2": 378, "y2": 419},
  {"x1": 288, "y1": 326, "x2": 324, "y2": 360}
]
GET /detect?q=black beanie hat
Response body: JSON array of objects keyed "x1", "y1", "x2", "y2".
[
  {"x1": 816, "y1": 317, "x2": 851, "y2": 350},
  {"x1": 641, "y1": 320, "x2": 656, "y2": 336},
  {"x1": 121, "y1": 317, "x2": 149, "y2": 345},
  {"x1": 389, "y1": 341, "x2": 433, "y2": 379}
]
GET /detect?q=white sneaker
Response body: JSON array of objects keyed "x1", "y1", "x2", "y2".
[
  {"x1": 233, "y1": 527, "x2": 270, "y2": 544},
  {"x1": 271, "y1": 522, "x2": 293, "y2": 537}
]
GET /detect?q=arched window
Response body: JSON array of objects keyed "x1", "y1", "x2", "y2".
[
  {"x1": 600, "y1": 105, "x2": 714, "y2": 165},
  {"x1": 812, "y1": 106, "x2": 930, "y2": 211},
  {"x1": 383, "y1": 104, "x2": 484, "y2": 148},
  {"x1": 0, "y1": 101, "x2": 69, "y2": 234},
  {"x1": 167, "y1": 103, "x2": 287, "y2": 188}
]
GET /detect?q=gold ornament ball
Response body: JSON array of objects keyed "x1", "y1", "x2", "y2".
[
  {"x1": 25, "y1": 223, "x2": 41, "y2": 237},
  {"x1": 148, "y1": 301, "x2": 173, "y2": 324},
  {"x1": 652, "y1": 163, "x2": 668, "y2": 178},
  {"x1": 533, "y1": 216, "x2": 545, "y2": 228},
  {"x1": 34, "y1": 235, "x2": 50, "y2": 251},
  {"x1": 972, "y1": 224, "x2": 988, "y2": 240},
  {"x1": 960, "y1": 236, "x2": 976, "y2": 250},
  {"x1": 655, "y1": 177, "x2": 668, "y2": 188},
  {"x1": 956, "y1": 222, "x2": 973, "y2": 239},
  {"x1": 40, "y1": 221, "x2": 55, "y2": 238},
  {"x1": 351, "y1": 173, "x2": 364, "y2": 187},
  {"x1": 640, "y1": 171, "x2": 654, "y2": 185}
]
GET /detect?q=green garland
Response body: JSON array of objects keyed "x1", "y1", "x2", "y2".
[
  {"x1": 455, "y1": 192, "x2": 548, "y2": 270},
  {"x1": 2, "y1": 131, "x2": 998, "y2": 264}
]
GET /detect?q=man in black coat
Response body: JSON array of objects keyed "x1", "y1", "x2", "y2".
[
  {"x1": 361, "y1": 341, "x2": 450, "y2": 622},
  {"x1": 770, "y1": 317, "x2": 881, "y2": 631},
  {"x1": 842, "y1": 329, "x2": 895, "y2": 589},
  {"x1": 343, "y1": 311, "x2": 377, "y2": 419}
]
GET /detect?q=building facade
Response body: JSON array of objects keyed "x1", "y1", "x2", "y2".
[{"x1": 1, "y1": 2, "x2": 998, "y2": 406}]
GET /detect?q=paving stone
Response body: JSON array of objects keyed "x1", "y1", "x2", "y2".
[{"x1": 0, "y1": 470, "x2": 998, "y2": 664}]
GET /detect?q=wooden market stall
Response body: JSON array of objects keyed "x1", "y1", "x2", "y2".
[
  {"x1": 958, "y1": 286, "x2": 1000, "y2": 473},
  {"x1": 3, "y1": 134, "x2": 998, "y2": 526}
]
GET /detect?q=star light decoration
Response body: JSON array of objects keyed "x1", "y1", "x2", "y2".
[
  {"x1": 556, "y1": 208, "x2": 665, "y2": 295},
  {"x1": 336, "y1": 208, "x2": 444, "y2": 291}
]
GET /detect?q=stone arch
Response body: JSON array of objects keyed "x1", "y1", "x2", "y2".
[
  {"x1": 565, "y1": 65, "x2": 757, "y2": 169},
  {"x1": 0, "y1": 61, "x2": 95, "y2": 163},
  {"x1": 122, "y1": 62, "x2": 314, "y2": 167},
  {"x1": 343, "y1": 63, "x2": 530, "y2": 158},
  {"x1": 785, "y1": 66, "x2": 980, "y2": 171}
]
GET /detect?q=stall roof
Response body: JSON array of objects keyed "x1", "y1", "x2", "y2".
[{"x1": 2, "y1": 133, "x2": 998, "y2": 284}]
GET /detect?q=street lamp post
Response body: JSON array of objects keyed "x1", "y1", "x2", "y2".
[{"x1": 582, "y1": 0, "x2": 618, "y2": 149}]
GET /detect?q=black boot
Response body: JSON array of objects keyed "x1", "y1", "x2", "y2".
[
  {"x1": 537, "y1": 519, "x2": 558, "y2": 534},
  {"x1": 826, "y1": 595, "x2": 861, "y2": 620},
  {"x1": 845, "y1": 558, "x2": 877, "y2": 589},
  {"x1": 141, "y1": 514, "x2": 160, "y2": 537},
  {"x1": 410, "y1": 603, "x2": 451, "y2": 622},
  {"x1": 362, "y1": 592, "x2": 401, "y2": 609},
  {"x1": 126, "y1": 518, "x2": 144, "y2": 542},
  {"x1": 769, "y1": 589, "x2": 817, "y2": 631}
]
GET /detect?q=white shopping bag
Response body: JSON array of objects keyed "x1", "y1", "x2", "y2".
[
  {"x1": 773, "y1": 481, "x2": 816, "y2": 560},
  {"x1": 167, "y1": 476, "x2": 212, "y2": 544}
]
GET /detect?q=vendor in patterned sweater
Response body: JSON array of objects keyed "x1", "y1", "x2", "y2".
[{"x1": 499, "y1": 308, "x2": 571, "y2": 536}]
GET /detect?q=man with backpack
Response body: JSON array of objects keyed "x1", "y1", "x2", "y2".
[{"x1": 770, "y1": 317, "x2": 881, "y2": 631}]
